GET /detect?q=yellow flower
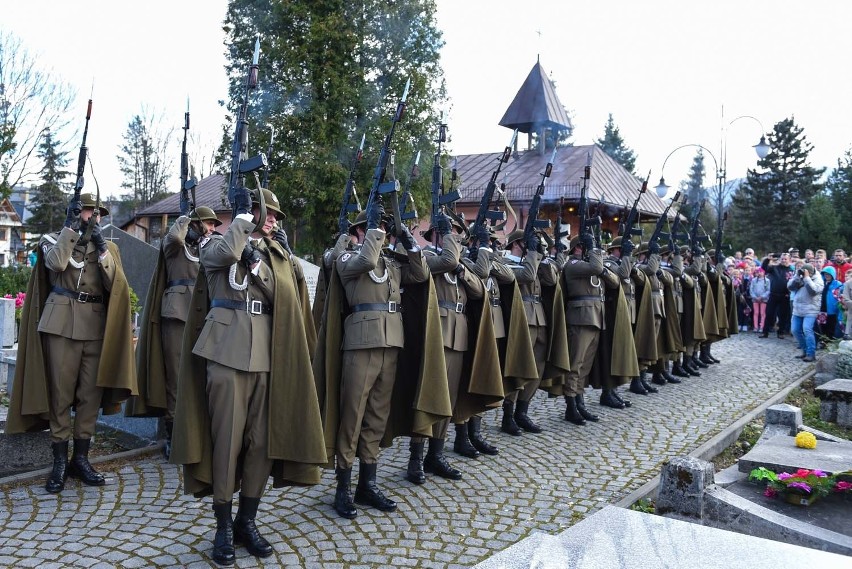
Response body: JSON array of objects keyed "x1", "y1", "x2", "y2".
[{"x1": 795, "y1": 431, "x2": 817, "y2": 449}]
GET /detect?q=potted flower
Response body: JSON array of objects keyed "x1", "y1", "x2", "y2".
[{"x1": 749, "y1": 467, "x2": 836, "y2": 506}]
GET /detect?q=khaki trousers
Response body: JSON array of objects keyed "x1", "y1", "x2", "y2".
[
  {"x1": 206, "y1": 361, "x2": 272, "y2": 504},
  {"x1": 43, "y1": 333, "x2": 104, "y2": 443},
  {"x1": 335, "y1": 347, "x2": 399, "y2": 469},
  {"x1": 564, "y1": 325, "x2": 600, "y2": 397},
  {"x1": 161, "y1": 318, "x2": 184, "y2": 421},
  {"x1": 415, "y1": 348, "x2": 464, "y2": 442}
]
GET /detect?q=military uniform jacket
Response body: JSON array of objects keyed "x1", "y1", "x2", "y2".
[
  {"x1": 426, "y1": 236, "x2": 484, "y2": 351},
  {"x1": 637, "y1": 253, "x2": 665, "y2": 318},
  {"x1": 681, "y1": 258, "x2": 707, "y2": 344},
  {"x1": 313, "y1": 234, "x2": 353, "y2": 332},
  {"x1": 590, "y1": 252, "x2": 639, "y2": 386},
  {"x1": 7, "y1": 232, "x2": 137, "y2": 434},
  {"x1": 606, "y1": 253, "x2": 637, "y2": 323},
  {"x1": 503, "y1": 250, "x2": 554, "y2": 327},
  {"x1": 161, "y1": 216, "x2": 200, "y2": 322},
  {"x1": 463, "y1": 247, "x2": 508, "y2": 338},
  {"x1": 562, "y1": 249, "x2": 617, "y2": 330},
  {"x1": 658, "y1": 260, "x2": 683, "y2": 355}
]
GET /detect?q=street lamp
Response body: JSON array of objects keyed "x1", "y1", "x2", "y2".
[{"x1": 654, "y1": 143, "x2": 720, "y2": 200}]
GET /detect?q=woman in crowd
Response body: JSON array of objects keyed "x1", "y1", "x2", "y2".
[
  {"x1": 818, "y1": 266, "x2": 842, "y2": 344},
  {"x1": 788, "y1": 263, "x2": 824, "y2": 362},
  {"x1": 750, "y1": 267, "x2": 770, "y2": 333}
]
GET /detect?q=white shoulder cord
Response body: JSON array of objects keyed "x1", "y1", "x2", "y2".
[
  {"x1": 183, "y1": 245, "x2": 199, "y2": 263},
  {"x1": 228, "y1": 263, "x2": 249, "y2": 291}
]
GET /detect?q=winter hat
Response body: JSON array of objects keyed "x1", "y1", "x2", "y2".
[{"x1": 821, "y1": 266, "x2": 836, "y2": 280}]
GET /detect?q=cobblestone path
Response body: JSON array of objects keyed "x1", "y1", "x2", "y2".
[{"x1": 0, "y1": 333, "x2": 811, "y2": 568}]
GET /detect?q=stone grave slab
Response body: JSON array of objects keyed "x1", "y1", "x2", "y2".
[
  {"x1": 101, "y1": 224, "x2": 158, "y2": 309},
  {"x1": 738, "y1": 435, "x2": 852, "y2": 475},
  {"x1": 473, "y1": 506, "x2": 851, "y2": 569},
  {"x1": 816, "y1": 378, "x2": 852, "y2": 427}
]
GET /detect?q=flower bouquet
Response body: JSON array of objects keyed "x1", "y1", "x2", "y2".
[{"x1": 749, "y1": 467, "x2": 836, "y2": 506}]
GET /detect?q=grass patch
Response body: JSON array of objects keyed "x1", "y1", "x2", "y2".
[
  {"x1": 711, "y1": 417, "x2": 764, "y2": 472},
  {"x1": 630, "y1": 498, "x2": 655, "y2": 514}
]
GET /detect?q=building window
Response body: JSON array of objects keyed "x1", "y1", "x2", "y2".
[{"x1": 0, "y1": 229, "x2": 7, "y2": 241}]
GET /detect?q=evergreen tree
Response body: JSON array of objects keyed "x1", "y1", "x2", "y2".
[
  {"x1": 825, "y1": 147, "x2": 852, "y2": 249},
  {"x1": 677, "y1": 149, "x2": 706, "y2": 221},
  {"x1": 796, "y1": 192, "x2": 843, "y2": 252},
  {"x1": 27, "y1": 129, "x2": 69, "y2": 236},
  {"x1": 220, "y1": 0, "x2": 446, "y2": 252},
  {"x1": 117, "y1": 112, "x2": 173, "y2": 210},
  {"x1": 596, "y1": 113, "x2": 636, "y2": 174},
  {"x1": 728, "y1": 117, "x2": 824, "y2": 254}
]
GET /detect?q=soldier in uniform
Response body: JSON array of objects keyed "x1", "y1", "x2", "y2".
[
  {"x1": 500, "y1": 229, "x2": 559, "y2": 435},
  {"x1": 328, "y1": 203, "x2": 428, "y2": 517},
  {"x1": 677, "y1": 245, "x2": 706, "y2": 376},
  {"x1": 127, "y1": 207, "x2": 221, "y2": 458},
  {"x1": 601, "y1": 236, "x2": 639, "y2": 405},
  {"x1": 561, "y1": 233, "x2": 619, "y2": 424},
  {"x1": 6, "y1": 193, "x2": 137, "y2": 493},
  {"x1": 171, "y1": 187, "x2": 326, "y2": 565},
  {"x1": 408, "y1": 213, "x2": 485, "y2": 480},
  {"x1": 635, "y1": 241, "x2": 674, "y2": 387}
]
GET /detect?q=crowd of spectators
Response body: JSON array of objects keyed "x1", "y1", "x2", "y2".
[{"x1": 724, "y1": 247, "x2": 851, "y2": 362}]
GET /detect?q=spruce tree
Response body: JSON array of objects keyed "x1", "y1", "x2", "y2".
[
  {"x1": 27, "y1": 129, "x2": 69, "y2": 236},
  {"x1": 796, "y1": 192, "x2": 843, "y2": 252},
  {"x1": 596, "y1": 114, "x2": 636, "y2": 174},
  {"x1": 728, "y1": 117, "x2": 824, "y2": 254},
  {"x1": 825, "y1": 148, "x2": 852, "y2": 249},
  {"x1": 221, "y1": 0, "x2": 446, "y2": 252}
]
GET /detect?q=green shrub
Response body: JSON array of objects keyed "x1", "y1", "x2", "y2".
[{"x1": 0, "y1": 266, "x2": 32, "y2": 296}]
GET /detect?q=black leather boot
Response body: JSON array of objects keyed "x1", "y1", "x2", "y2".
[
  {"x1": 468, "y1": 416, "x2": 498, "y2": 456},
  {"x1": 212, "y1": 502, "x2": 235, "y2": 566},
  {"x1": 406, "y1": 441, "x2": 426, "y2": 485},
  {"x1": 575, "y1": 393, "x2": 600, "y2": 420},
  {"x1": 661, "y1": 362, "x2": 680, "y2": 383},
  {"x1": 514, "y1": 400, "x2": 542, "y2": 433},
  {"x1": 638, "y1": 371, "x2": 658, "y2": 393},
  {"x1": 234, "y1": 496, "x2": 273, "y2": 558},
  {"x1": 333, "y1": 467, "x2": 357, "y2": 519},
  {"x1": 423, "y1": 438, "x2": 462, "y2": 480},
  {"x1": 692, "y1": 353, "x2": 708, "y2": 369},
  {"x1": 500, "y1": 400, "x2": 523, "y2": 436},
  {"x1": 68, "y1": 438, "x2": 105, "y2": 486},
  {"x1": 354, "y1": 462, "x2": 397, "y2": 512},
  {"x1": 611, "y1": 390, "x2": 631, "y2": 408},
  {"x1": 45, "y1": 441, "x2": 69, "y2": 494},
  {"x1": 629, "y1": 377, "x2": 648, "y2": 395},
  {"x1": 699, "y1": 346, "x2": 715, "y2": 365},
  {"x1": 453, "y1": 423, "x2": 480, "y2": 459},
  {"x1": 599, "y1": 389, "x2": 625, "y2": 410},
  {"x1": 683, "y1": 358, "x2": 702, "y2": 377},
  {"x1": 162, "y1": 420, "x2": 173, "y2": 461},
  {"x1": 651, "y1": 372, "x2": 667, "y2": 385},
  {"x1": 671, "y1": 359, "x2": 690, "y2": 378},
  {"x1": 706, "y1": 344, "x2": 721, "y2": 363},
  {"x1": 563, "y1": 395, "x2": 586, "y2": 425}
]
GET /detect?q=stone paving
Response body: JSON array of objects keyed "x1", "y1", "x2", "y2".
[{"x1": 0, "y1": 333, "x2": 813, "y2": 568}]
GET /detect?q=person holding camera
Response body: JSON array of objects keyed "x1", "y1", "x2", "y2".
[
  {"x1": 788, "y1": 263, "x2": 824, "y2": 362},
  {"x1": 761, "y1": 253, "x2": 794, "y2": 338}
]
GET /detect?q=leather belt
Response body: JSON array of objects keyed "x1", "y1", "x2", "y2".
[
  {"x1": 351, "y1": 302, "x2": 401, "y2": 313},
  {"x1": 210, "y1": 298, "x2": 272, "y2": 315},
  {"x1": 522, "y1": 294, "x2": 542, "y2": 303},
  {"x1": 438, "y1": 300, "x2": 465, "y2": 313},
  {"x1": 652, "y1": 291, "x2": 664, "y2": 296},
  {"x1": 566, "y1": 295, "x2": 603, "y2": 302},
  {"x1": 52, "y1": 286, "x2": 103, "y2": 304},
  {"x1": 166, "y1": 278, "x2": 195, "y2": 288}
]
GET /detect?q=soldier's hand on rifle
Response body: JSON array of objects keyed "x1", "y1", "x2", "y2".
[
  {"x1": 435, "y1": 214, "x2": 453, "y2": 236},
  {"x1": 621, "y1": 238, "x2": 634, "y2": 256},
  {"x1": 692, "y1": 244, "x2": 705, "y2": 256},
  {"x1": 186, "y1": 226, "x2": 202, "y2": 246},
  {"x1": 64, "y1": 199, "x2": 82, "y2": 228},
  {"x1": 649, "y1": 240, "x2": 661, "y2": 255},
  {"x1": 580, "y1": 232, "x2": 595, "y2": 252},
  {"x1": 179, "y1": 194, "x2": 191, "y2": 217},
  {"x1": 338, "y1": 217, "x2": 351, "y2": 237},
  {"x1": 234, "y1": 188, "x2": 252, "y2": 217},
  {"x1": 474, "y1": 225, "x2": 490, "y2": 248},
  {"x1": 90, "y1": 222, "x2": 108, "y2": 255},
  {"x1": 367, "y1": 200, "x2": 384, "y2": 230},
  {"x1": 241, "y1": 242, "x2": 261, "y2": 268},
  {"x1": 398, "y1": 224, "x2": 416, "y2": 250}
]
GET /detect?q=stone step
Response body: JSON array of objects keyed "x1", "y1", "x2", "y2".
[{"x1": 738, "y1": 434, "x2": 852, "y2": 475}]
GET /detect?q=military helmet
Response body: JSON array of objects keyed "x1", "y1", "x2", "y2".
[
  {"x1": 78, "y1": 193, "x2": 109, "y2": 217},
  {"x1": 638, "y1": 241, "x2": 650, "y2": 255},
  {"x1": 569, "y1": 235, "x2": 582, "y2": 252},
  {"x1": 679, "y1": 245, "x2": 690, "y2": 256},
  {"x1": 504, "y1": 229, "x2": 525, "y2": 248},
  {"x1": 250, "y1": 188, "x2": 285, "y2": 220},
  {"x1": 606, "y1": 236, "x2": 623, "y2": 251},
  {"x1": 189, "y1": 206, "x2": 222, "y2": 227},
  {"x1": 421, "y1": 215, "x2": 466, "y2": 242}
]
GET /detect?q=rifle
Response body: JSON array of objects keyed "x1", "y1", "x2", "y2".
[
  {"x1": 261, "y1": 124, "x2": 276, "y2": 190},
  {"x1": 553, "y1": 196, "x2": 568, "y2": 251},
  {"x1": 179, "y1": 101, "x2": 198, "y2": 216},
  {"x1": 688, "y1": 198, "x2": 707, "y2": 254},
  {"x1": 428, "y1": 112, "x2": 459, "y2": 244},
  {"x1": 227, "y1": 37, "x2": 268, "y2": 228},
  {"x1": 399, "y1": 150, "x2": 420, "y2": 222},
  {"x1": 470, "y1": 129, "x2": 516, "y2": 243},
  {"x1": 364, "y1": 78, "x2": 410, "y2": 236},
  {"x1": 714, "y1": 210, "x2": 729, "y2": 262},
  {"x1": 338, "y1": 133, "x2": 365, "y2": 235},
  {"x1": 68, "y1": 98, "x2": 98, "y2": 242},
  {"x1": 523, "y1": 146, "x2": 556, "y2": 250},
  {"x1": 648, "y1": 191, "x2": 682, "y2": 251},
  {"x1": 577, "y1": 151, "x2": 600, "y2": 259},
  {"x1": 618, "y1": 171, "x2": 649, "y2": 246}
]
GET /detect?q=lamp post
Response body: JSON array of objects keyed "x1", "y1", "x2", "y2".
[{"x1": 654, "y1": 143, "x2": 721, "y2": 201}]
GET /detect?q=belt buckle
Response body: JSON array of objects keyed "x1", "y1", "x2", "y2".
[
  {"x1": 491, "y1": 298, "x2": 500, "y2": 307},
  {"x1": 77, "y1": 292, "x2": 89, "y2": 303},
  {"x1": 455, "y1": 302, "x2": 464, "y2": 313},
  {"x1": 249, "y1": 300, "x2": 263, "y2": 315},
  {"x1": 388, "y1": 301, "x2": 398, "y2": 313}
]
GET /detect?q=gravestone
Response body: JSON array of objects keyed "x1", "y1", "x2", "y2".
[
  {"x1": 738, "y1": 435, "x2": 852, "y2": 475},
  {"x1": 815, "y1": 378, "x2": 852, "y2": 427},
  {"x1": 655, "y1": 456, "x2": 715, "y2": 521},
  {"x1": 0, "y1": 297, "x2": 15, "y2": 348},
  {"x1": 101, "y1": 224, "x2": 158, "y2": 309},
  {"x1": 296, "y1": 257, "x2": 320, "y2": 306}
]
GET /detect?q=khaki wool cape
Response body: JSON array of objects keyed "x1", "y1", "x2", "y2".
[
  {"x1": 589, "y1": 279, "x2": 640, "y2": 389},
  {"x1": 6, "y1": 241, "x2": 137, "y2": 434},
  {"x1": 170, "y1": 239, "x2": 326, "y2": 496},
  {"x1": 497, "y1": 281, "x2": 539, "y2": 394},
  {"x1": 632, "y1": 275, "x2": 659, "y2": 367}
]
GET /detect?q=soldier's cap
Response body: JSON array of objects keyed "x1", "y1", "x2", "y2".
[
  {"x1": 679, "y1": 245, "x2": 690, "y2": 256},
  {"x1": 606, "y1": 236, "x2": 623, "y2": 251},
  {"x1": 348, "y1": 210, "x2": 388, "y2": 235},
  {"x1": 250, "y1": 188, "x2": 285, "y2": 220},
  {"x1": 421, "y1": 216, "x2": 466, "y2": 242},
  {"x1": 78, "y1": 193, "x2": 109, "y2": 217},
  {"x1": 504, "y1": 229, "x2": 525, "y2": 247},
  {"x1": 637, "y1": 241, "x2": 650, "y2": 255},
  {"x1": 706, "y1": 248, "x2": 717, "y2": 258},
  {"x1": 189, "y1": 206, "x2": 222, "y2": 227},
  {"x1": 659, "y1": 243, "x2": 672, "y2": 256},
  {"x1": 569, "y1": 235, "x2": 582, "y2": 251}
]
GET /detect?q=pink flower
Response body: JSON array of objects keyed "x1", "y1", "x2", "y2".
[
  {"x1": 787, "y1": 482, "x2": 812, "y2": 493},
  {"x1": 794, "y1": 469, "x2": 812, "y2": 478},
  {"x1": 811, "y1": 470, "x2": 827, "y2": 477},
  {"x1": 777, "y1": 473, "x2": 792, "y2": 480},
  {"x1": 764, "y1": 487, "x2": 778, "y2": 498},
  {"x1": 835, "y1": 481, "x2": 852, "y2": 492}
]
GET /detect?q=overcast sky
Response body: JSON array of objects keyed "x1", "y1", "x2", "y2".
[{"x1": 5, "y1": 0, "x2": 852, "y2": 200}]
